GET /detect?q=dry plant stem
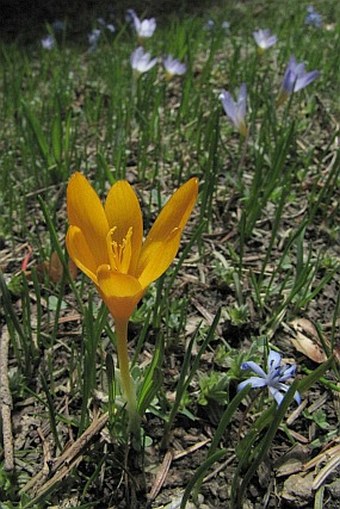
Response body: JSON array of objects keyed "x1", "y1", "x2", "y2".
[
  {"x1": 0, "y1": 326, "x2": 14, "y2": 471},
  {"x1": 115, "y1": 318, "x2": 140, "y2": 435},
  {"x1": 21, "y1": 412, "x2": 109, "y2": 497}
]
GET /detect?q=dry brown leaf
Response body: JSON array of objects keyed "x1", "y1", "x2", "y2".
[
  {"x1": 291, "y1": 318, "x2": 318, "y2": 337},
  {"x1": 290, "y1": 332, "x2": 327, "y2": 363},
  {"x1": 48, "y1": 251, "x2": 63, "y2": 283},
  {"x1": 289, "y1": 318, "x2": 327, "y2": 363},
  {"x1": 34, "y1": 252, "x2": 78, "y2": 283}
]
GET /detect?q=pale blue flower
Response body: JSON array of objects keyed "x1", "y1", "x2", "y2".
[
  {"x1": 253, "y1": 29, "x2": 277, "y2": 51},
  {"x1": 41, "y1": 35, "x2": 55, "y2": 50},
  {"x1": 205, "y1": 19, "x2": 230, "y2": 31},
  {"x1": 219, "y1": 83, "x2": 248, "y2": 136},
  {"x1": 305, "y1": 6, "x2": 322, "y2": 27},
  {"x1": 126, "y1": 9, "x2": 156, "y2": 38},
  {"x1": 106, "y1": 23, "x2": 115, "y2": 33},
  {"x1": 88, "y1": 28, "x2": 101, "y2": 48},
  {"x1": 238, "y1": 350, "x2": 301, "y2": 406},
  {"x1": 163, "y1": 55, "x2": 187, "y2": 77},
  {"x1": 281, "y1": 56, "x2": 319, "y2": 95},
  {"x1": 130, "y1": 46, "x2": 157, "y2": 74},
  {"x1": 204, "y1": 19, "x2": 215, "y2": 30},
  {"x1": 97, "y1": 17, "x2": 115, "y2": 33}
]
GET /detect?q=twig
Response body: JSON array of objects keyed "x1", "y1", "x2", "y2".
[
  {"x1": 0, "y1": 325, "x2": 14, "y2": 471},
  {"x1": 148, "y1": 450, "x2": 174, "y2": 502},
  {"x1": 303, "y1": 443, "x2": 340, "y2": 472},
  {"x1": 313, "y1": 453, "x2": 340, "y2": 490},
  {"x1": 21, "y1": 412, "x2": 109, "y2": 498},
  {"x1": 148, "y1": 439, "x2": 211, "y2": 503},
  {"x1": 203, "y1": 454, "x2": 235, "y2": 483}
]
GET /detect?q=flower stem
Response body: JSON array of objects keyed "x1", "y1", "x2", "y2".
[{"x1": 114, "y1": 318, "x2": 140, "y2": 435}]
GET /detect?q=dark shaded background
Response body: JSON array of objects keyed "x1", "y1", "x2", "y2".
[{"x1": 0, "y1": 0, "x2": 228, "y2": 41}]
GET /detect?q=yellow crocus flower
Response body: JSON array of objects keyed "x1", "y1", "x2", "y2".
[{"x1": 66, "y1": 172, "x2": 198, "y2": 429}]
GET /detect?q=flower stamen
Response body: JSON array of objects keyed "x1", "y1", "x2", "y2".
[{"x1": 106, "y1": 227, "x2": 133, "y2": 274}]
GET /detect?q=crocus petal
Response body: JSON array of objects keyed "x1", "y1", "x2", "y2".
[
  {"x1": 268, "y1": 383, "x2": 301, "y2": 405},
  {"x1": 67, "y1": 172, "x2": 109, "y2": 267},
  {"x1": 282, "y1": 69, "x2": 296, "y2": 93},
  {"x1": 141, "y1": 177, "x2": 198, "y2": 255},
  {"x1": 275, "y1": 383, "x2": 301, "y2": 405},
  {"x1": 237, "y1": 380, "x2": 251, "y2": 392},
  {"x1": 279, "y1": 364, "x2": 297, "y2": 381},
  {"x1": 137, "y1": 227, "x2": 182, "y2": 288},
  {"x1": 294, "y1": 391, "x2": 302, "y2": 405},
  {"x1": 267, "y1": 35, "x2": 277, "y2": 47},
  {"x1": 104, "y1": 180, "x2": 143, "y2": 274},
  {"x1": 220, "y1": 90, "x2": 238, "y2": 125},
  {"x1": 238, "y1": 376, "x2": 268, "y2": 391},
  {"x1": 66, "y1": 226, "x2": 98, "y2": 284},
  {"x1": 294, "y1": 70, "x2": 320, "y2": 91},
  {"x1": 241, "y1": 361, "x2": 267, "y2": 378},
  {"x1": 237, "y1": 83, "x2": 247, "y2": 119},
  {"x1": 97, "y1": 265, "x2": 144, "y2": 321},
  {"x1": 269, "y1": 387, "x2": 285, "y2": 405},
  {"x1": 294, "y1": 62, "x2": 306, "y2": 76},
  {"x1": 288, "y1": 56, "x2": 298, "y2": 71},
  {"x1": 267, "y1": 350, "x2": 282, "y2": 371}
]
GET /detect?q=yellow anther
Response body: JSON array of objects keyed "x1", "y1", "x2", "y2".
[{"x1": 106, "y1": 227, "x2": 133, "y2": 274}]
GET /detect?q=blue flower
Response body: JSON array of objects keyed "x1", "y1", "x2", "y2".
[
  {"x1": 97, "y1": 17, "x2": 115, "y2": 33},
  {"x1": 253, "y1": 29, "x2": 277, "y2": 52},
  {"x1": 88, "y1": 28, "x2": 101, "y2": 49},
  {"x1": 305, "y1": 6, "x2": 322, "y2": 28},
  {"x1": 163, "y1": 55, "x2": 187, "y2": 78},
  {"x1": 237, "y1": 350, "x2": 301, "y2": 406},
  {"x1": 219, "y1": 83, "x2": 248, "y2": 136},
  {"x1": 277, "y1": 56, "x2": 319, "y2": 105},
  {"x1": 126, "y1": 9, "x2": 156, "y2": 39},
  {"x1": 204, "y1": 19, "x2": 215, "y2": 30},
  {"x1": 106, "y1": 23, "x2": 115, "y2": 33},
  {"x1": 130, "y1": 47, "x2": 157, "y2": 74},
  {"x1": 41, "y1": 35, "x2": 55, "y2": 50}
]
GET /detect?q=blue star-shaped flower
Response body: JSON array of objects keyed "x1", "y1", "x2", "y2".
[{"x1": 237, "y1": 350, "x2": 301, "y2": 406}]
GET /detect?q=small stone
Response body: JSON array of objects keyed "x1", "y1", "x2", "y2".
[{"x1": 281, "y1": 472, "x2": 314, "y2": 506}]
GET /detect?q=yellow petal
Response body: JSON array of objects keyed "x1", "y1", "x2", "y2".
[
  {"x1": 66, "y1": 226, "x2": 98, "y2": 284},
  {"x1": 141, "y1": 177, "x2": 198, "y2": 251},
  {"x1": 137, "y1": 177, "x2": 198, "y2": 284},
  {"x1": 97, "y1": 265, "x2": 144, "y2": 321},
  {"x1": 137, "y1": 227, "x2": 182, "y2": 288},
  {"x1": 104, "y1": 181, "x2": 143, "y2": 275},
  {"x1": 67, "y1": 172, "x2": 109, "y2": 268}
]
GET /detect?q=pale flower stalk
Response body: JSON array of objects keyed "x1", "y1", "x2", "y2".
[{"x1": 219, "y1": 83, "x2": 248, "y2": 136}]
